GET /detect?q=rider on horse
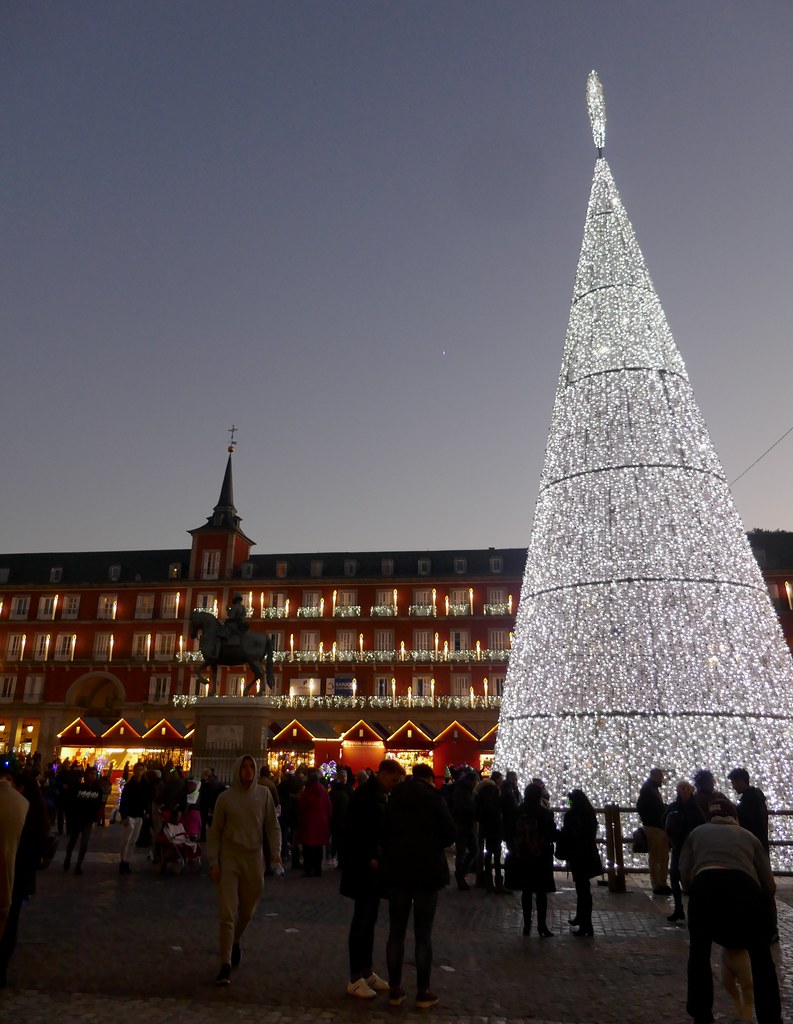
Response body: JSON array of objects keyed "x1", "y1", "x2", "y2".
[{"x1": 215, "y1": 594, "x2": 249, "y2": 656}]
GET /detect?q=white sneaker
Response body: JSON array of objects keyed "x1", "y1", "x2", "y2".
[
  {"x1": 347, "y1": 978, "x2": 377, "y2": 999},
  {"x1": 365, "y1": 972, "x2": 390, "y2": 992}
]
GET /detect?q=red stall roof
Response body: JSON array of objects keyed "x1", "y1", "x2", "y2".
[{"x1": 386, "y1": 720, "x2": 436, "y2": 748}]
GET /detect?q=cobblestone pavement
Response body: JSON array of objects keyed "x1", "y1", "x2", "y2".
[{"x1": 1, "y1": 825, "x2": 791, "y2": 1024}]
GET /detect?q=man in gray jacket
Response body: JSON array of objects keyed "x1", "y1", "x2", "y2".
[
  {"x1": 207, "y1": 754, "x2": 281, "y2": 985},
  {"x1": 680, "y1": 797, "x2": 780, "y2": 1024}
]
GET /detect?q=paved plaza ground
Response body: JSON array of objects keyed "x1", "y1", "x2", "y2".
[{"x1": 1, "y1": 824, "x2": 790, "y2": 1024}]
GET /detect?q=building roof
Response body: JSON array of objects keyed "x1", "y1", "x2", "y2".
[
  {"x1": 0, "y1": 549, "x2": 190, "y2": 586},
  {"x1": 189, "y1": 452, "x2": 256, "y2": 545},
  {"x1": 0, "y1": 546, "x2": 525, "y2": 586},
  {"x1": 748, "y1": 530, "x2": 793, "y2": 570}
]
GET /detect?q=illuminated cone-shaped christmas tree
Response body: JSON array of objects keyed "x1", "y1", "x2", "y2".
[{"x1": 495, "y1": 72, "x2": 793, "y2": 809}]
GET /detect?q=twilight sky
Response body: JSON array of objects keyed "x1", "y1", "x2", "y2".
[{"x1": 2, "y1": 2, "x2": 791, "y2": 556}]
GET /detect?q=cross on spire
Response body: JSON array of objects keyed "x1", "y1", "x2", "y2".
[{"x1": 228, "y1": 424, "x2": 239, "y2": 453}]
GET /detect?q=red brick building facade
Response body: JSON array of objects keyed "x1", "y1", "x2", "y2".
[
  {"x1": 0, "y1": 454, "x2": 520, "y2": 775},
  {"x1": 1, "y1": 454, "x2": 790, "y2": 777}
]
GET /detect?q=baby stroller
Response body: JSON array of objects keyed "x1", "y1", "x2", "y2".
[{"x1": 155, "y1": 820, "x2": 201, "y2": 874}]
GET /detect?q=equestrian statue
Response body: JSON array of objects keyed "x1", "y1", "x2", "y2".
[{"x1": 189, "y1": 595, "x2": 274, "y2": 696}]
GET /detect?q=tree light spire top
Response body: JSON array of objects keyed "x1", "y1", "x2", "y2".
[{"x1": 586, "y1": 70, "x2": 606, "y2": 156}]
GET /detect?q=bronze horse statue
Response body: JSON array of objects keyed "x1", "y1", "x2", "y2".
[{"x1": 189, "y1": 609, "x2": 274, "y2": 696}]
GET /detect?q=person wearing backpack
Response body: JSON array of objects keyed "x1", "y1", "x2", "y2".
[{"x1": 506, "y1": 782, "x2": 558, "y2": 936}]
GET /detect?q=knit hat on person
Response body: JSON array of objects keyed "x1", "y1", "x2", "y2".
[{"x1": 708, "y1": 797, "x2": 738, "y2": 820}]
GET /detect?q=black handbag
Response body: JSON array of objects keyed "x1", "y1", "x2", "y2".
[{"x1": 632, "y1": 826, "x2": 648, "y2": 854}]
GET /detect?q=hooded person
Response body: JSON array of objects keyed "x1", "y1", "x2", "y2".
[{"x1": 207, "y1": 754, "x2": 281, "y2": 985}]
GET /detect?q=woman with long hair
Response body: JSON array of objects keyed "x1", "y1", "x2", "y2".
[{"x1": 558, "y1": 788, "x2": 602, "y2": 937}]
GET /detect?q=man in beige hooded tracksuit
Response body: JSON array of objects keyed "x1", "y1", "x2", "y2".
[{"x1": 207, "y1": 754, "x2": 281, "y2": 985}]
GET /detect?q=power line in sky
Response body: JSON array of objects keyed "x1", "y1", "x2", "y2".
[{"x1": 730, "y1": 424, "x2": 793, "y2": 487}]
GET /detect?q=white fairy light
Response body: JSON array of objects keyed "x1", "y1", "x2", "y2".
[
  {"x1": 495, "y1": 74, "x2": 793, "y2": 816},
  {"x1": 586, "y1": 70, "x2": 606, "y2": 154}
]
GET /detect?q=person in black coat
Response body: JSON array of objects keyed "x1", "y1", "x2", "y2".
[
  {"x1": 62, "y1": 766, "x2": 103, "y2": 874},
  {"x1": 450, "y1": 770, "x2": 478, "y2": 890},
  {"x1": 664, "y1": 780, "x2": 705, "y2": 923},
  {"x1": 382, "y1": 763, "x2": 456, "y2": 1009},
  {"x1": 727, "y1": 768, "x2": 770, "y2": 852},
  {"x1": 507, "y1": 782, "x2": 558, "y2": 936},
  {"x1": 329, "y1": 769, "x2": 352, "y2": 868},
  {"x1": 475, "y1": 772, "x2": 506, "y2": 893},
  {"x1": 558, "y1": 788, "x2": 602, "y2": 937},
  {"x1": 339, "y1": 759, "x2": 405, "y2": 1000},
  {"x1": 500, "y1": 770, "x2": 521, "y2": 852}
]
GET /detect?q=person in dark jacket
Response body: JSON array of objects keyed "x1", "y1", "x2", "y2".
[
  {"x1": 257, "y1": 766, "x2": 280, "y2": 875},
  {"x1": 450, "y1": 770, "x2": 478, "y2": 890},
  {"x1": 664, "y1": 780, "x2": 705, "y2": 923},
  {"x1": 500, "y1": 770, "x2": 521, "y2": 851},
  {"x1": 636, "y1": 767, "x2": 671, "y2": 895},
  {"x1": 382, "y1": 763, "x2": 456, "y2": 1010},
  {"x1": 727, "y1": 767, "x2": 777, "y2": 942},
  {"x1": 199, "y1": 768, "x2": 223, "y2": 843},
  {"x1": 727, "y1": 768, "x2": 770, "y2": 852},
  {"x1": 340, "y1": 759, "x2": 405, "y2": 1000},
  {"x1": 277, "y1": 768, "x2": 304, "y2": 868},
  {"x1": 62, "y1": 766, "x2": 103, "y2": 874},
  {"x1": 508, "y1": 782, "x2": 557, "y2": 936},
  {"x1": 692, "y1": 769, "x2": 730, "y2": 821},
  {"x1": 328, "y1": 769, "x2": 352, "y2": 869},
  {"x1": 475, "y1": 772, "x2": 505, "y2": 893},
  {"x1": 558, "y1": 788, "x2": 602, "y2": 937}
]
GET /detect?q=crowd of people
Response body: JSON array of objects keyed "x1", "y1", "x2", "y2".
[
  {"x1": 636, "y1": 766, "x2": 780, "y2": 1024},
  {"x1": 0, "y1": 752, "x2": 784, "y2": 1022}
]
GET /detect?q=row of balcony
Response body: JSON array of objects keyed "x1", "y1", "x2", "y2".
[
  {"x1": 2, "y1": 647, "x2": 511, "y2": 668},
  {"x1": 264, "y1": 601, "x2": 513, "y2": 619},
  {"x1": 3, "y1": 598, "x2": 514, "y2": 625},
  {"x1": 172, "y1": 693, "x2": 502, "y2": 710},
  {"x1": 178, "y1": 647, "x2": 511, "y2": 664}
]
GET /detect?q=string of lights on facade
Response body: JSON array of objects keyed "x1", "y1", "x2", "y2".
[{"x1": 494, "y1": 72, "x2": 793, "y2": 812}]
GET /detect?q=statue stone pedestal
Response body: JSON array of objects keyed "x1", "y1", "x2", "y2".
[{"x1": 190, "y1": 696, "x2": 276, "y2": 785}]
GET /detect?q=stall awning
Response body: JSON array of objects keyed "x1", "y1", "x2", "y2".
[
  {"x1": 142, "y1": 718, "x2": 189, "y2": 743},
  {"x1": 340, "y1": 719, "x2": 390, "y2": 744},
  {"x1": 57, "y1": 717, "x2": 109, "y2": 742},
  {"x1": 101, "y1": 717, "x2": 146, "y2": 743},
  {"x1": 478, "y1": 722, "x2": 498, "y2": 750},
  {"x1": 270, "y1": 719, "x2": 340, "y2": 749},
  {"x1": 433, "y1": 721, "x2": 481, "y2": 743},
  {"x1": 386, "y1": 720, "x2": 436, "y2": 748}
]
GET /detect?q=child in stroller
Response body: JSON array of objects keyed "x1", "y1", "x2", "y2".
[{"x1": 155, "y1": 805, "x2": 201, "y2": 874}]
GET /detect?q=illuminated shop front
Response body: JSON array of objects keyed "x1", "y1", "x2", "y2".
[
  {"x1": 385, "y1": 720, "x2": 435, "y2": 773},
  {"x1": 57, "y1": 716, "x2": 192, "y2": 773},
  {"x1": 267, "y1": 719, "x2": 341, "y2": 777},
  {"x1": 339, "y1": 719, "x2": 388, "y2": 776}
]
